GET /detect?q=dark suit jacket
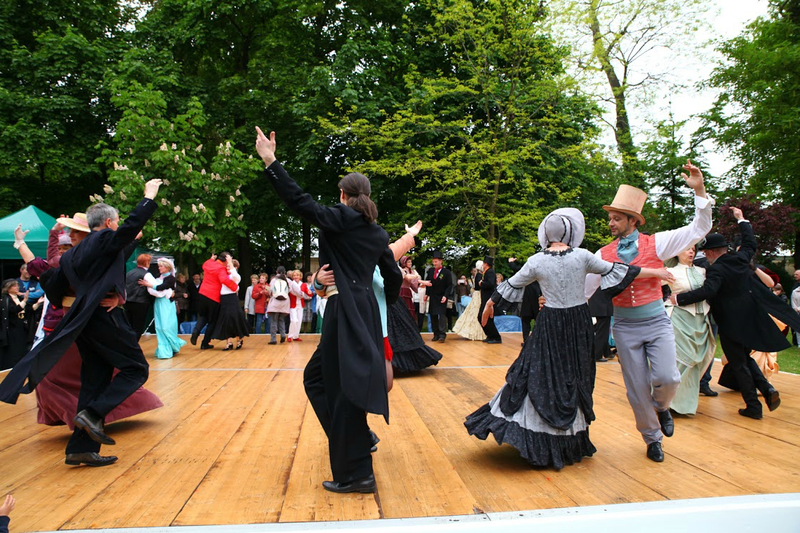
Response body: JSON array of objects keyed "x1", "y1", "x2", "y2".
[
  {"x1": 509, "y1": 260, "x2": 542, "y2": 318},
  {"x1": 677, "y1": 221, "x2": 800, "y2": 352},
  {"x1": 265, "y1": 162, "x2": 401, "y2": 420},
  {"x1": 424, "y1": 266, "x2": 453, "y2": 315},
  {"x1": 126, "y1": 266, "x2": 152, "y2": 304},
  {"x1": 479, "y1": 267, "x2": 497, "y2": 304},
  {"x1": 188, "y1": 281, "x2": 202, "y2": 312},
  {"x1": 0, "y1": 198, "x2": 157, "y2": 403}
]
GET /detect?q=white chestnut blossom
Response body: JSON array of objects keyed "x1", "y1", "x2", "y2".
[
  {"x1": 174, "y1": 205, "x2": 181, "y2": 214},
  {"x1": 160, "y1": 143, "x2": 168, "y2": 151},
  {"x1": 171, "y1": 143, "x2": 177, "y2": 150},
  {"x1": 119, "y1": 191, "x2": 127, "y2": 201},
  {"x1": 192, "y1": 204, "x2": 198, "y2": 214},
  {"x1": 103, "y1": 184, "x2": 114, "y2": 194},
  {"x1": 225, "y1": 209, "x2": 231, "y2": 217}
]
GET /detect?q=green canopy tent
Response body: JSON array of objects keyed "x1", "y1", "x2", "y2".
[{"x1": 0, "y1": 206, "x2": 57, "y2": 280}]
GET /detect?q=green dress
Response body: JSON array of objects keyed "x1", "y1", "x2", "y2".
[{"x1": 667, "y1": 264, "x2": 716, "y2": 415}]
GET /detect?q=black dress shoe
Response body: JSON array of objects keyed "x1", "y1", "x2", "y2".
[
  {"x1": 699, "y1": 385, "x2": 719, "y2": 397},
  {"x1": 200, "y1": 344, "x2": 214, "y2": 350},
  {"x1": 596, "y1": 357, "x2": 609, "y2": 363},
  {"x1": 738, "y1": 407, "x2": 763, "y2": 419},
  {"x1": 485, "y1": 339, "x2": 502, "y2": 344},
  {"x1": 657, "y1": 409, "x2": 674, "y2": 437},
  {"x1": 65, "y1": 452, "x2": 118, "y2": 467},
  {"x1": 764, "y1": 389, "x2": 780, "y2": 412},
  {"x1": 322, "y1": 474, "x2": 376, "y2": 493},
  {"x1": 268, "y1": 340, "x2": 277, "y2": 345},
  {"x1": 369, "y1": 430, "x2": 380, "y2": 453},
  {"x1": 646, "y1": 442, "x2": 664, "y2": 462},
  {"x1": 222, "y1": 343, "x2": 234, "y2": 351},
  {"x1": 73, "y1": 409, "x2": 115, "y2": 445},
  {"x1": 190, "y1": 331, "x2": 199, "y2": 345}
]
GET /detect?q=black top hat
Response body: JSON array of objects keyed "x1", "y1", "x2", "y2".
[
  {"x1": 483, "y1": 255, "x2": 494, "y2": 266},
  {"x1": 696, "y1": 233, "x2": 729, "y2": 250},
  {"x1": 431, "y1": 250, "x2": 443, "y2": 260}
]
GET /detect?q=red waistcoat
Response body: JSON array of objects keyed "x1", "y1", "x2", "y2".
[{"x1": 601, "y1": 233, "x2": 662, "y2": 308}]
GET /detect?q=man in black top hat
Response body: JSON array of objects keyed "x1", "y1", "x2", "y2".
[
  {"x1": 423, "y1": 250, "x2": 453, "y2": 343},
  {"x1": 479, "y1": 256, "x2": 502, "y2": 344},
  {"x1": 672, "y1": 207, "x2": 800, "y2": 419}
]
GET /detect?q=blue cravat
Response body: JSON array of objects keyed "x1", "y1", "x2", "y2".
[{"x1": 617, "y1": 229, "x2": 640, "y2": 264}]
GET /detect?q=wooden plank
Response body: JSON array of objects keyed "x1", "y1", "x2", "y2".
[
  {"x1": 279, "y1": 405, "x2": 381, "y2": 522},
  {"x1": 173, "y1": 370, "x2": 307, "y2": 525},
  {"x1": 60, "y1": 370, "x2": 272, "y2": 530},
  {"x1": 371, "y1": 382, "x2": 477, "y2": 518},
  {"x1": 0, "y1": 369, "x2": 237, "y2": 533}
]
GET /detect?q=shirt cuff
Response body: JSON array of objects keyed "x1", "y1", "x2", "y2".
[
  {"x1": 737, "y1": 219, "x2": 750, "y2": 224},
  {"x1": 694, "y1": 195, "x2": 715, "y2": 209}
]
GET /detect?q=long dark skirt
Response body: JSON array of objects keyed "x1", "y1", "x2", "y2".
[
  {"x1": 387, "y1": 300, "x2": 442, "y2": 372},
  {"x1": 211, "y1": 293, "x2": 251, "y2": 340},
  {"x1": 464, "y1": 304, "x2": 597, "y2": 470}
]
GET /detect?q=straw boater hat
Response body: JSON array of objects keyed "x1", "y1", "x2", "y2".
[
  {"x1": 602, "y1": 185, "x2": 647, "y2": 226},
  {"x1": 56, "y1": 212, "x2": 90, "y2": 233}
]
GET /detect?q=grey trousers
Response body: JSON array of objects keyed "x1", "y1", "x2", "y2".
[{"x1": 613, "y1": 312, "x2": 681, "y2": 445}]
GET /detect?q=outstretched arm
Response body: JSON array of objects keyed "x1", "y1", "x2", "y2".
[{"x1": 256, "y1": 127, "x2": 347, "y2": 232}]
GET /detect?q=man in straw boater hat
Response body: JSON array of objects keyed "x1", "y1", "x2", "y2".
[
  {"x1": 671, "y1": 207, "x2": 800, "y2": 420},
  {"x1": 586, "y1": 160, "x2": 713, "y2": 463}
]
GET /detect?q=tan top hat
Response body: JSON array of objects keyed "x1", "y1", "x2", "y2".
[
  {"x1": 56, "y1": 212, "x2": 90, "y2": 233},
  {"x1": 602, "y1": 184, "x2": 647, "y2": 226}
]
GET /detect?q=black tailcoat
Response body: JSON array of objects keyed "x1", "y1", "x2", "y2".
[
  {"x1": 265, "y1": 162, "x2": 401, "y2": 420},
  {"x1": 479, "y1": 267, "x2": 497, "y2": 303},
  {"x1": 424, "y1": 265, "x2": 453, "y2": 315},
  {"x1": 677, "y1": 221, "x2": 800, "y2": 352},
  {"x1": 0, "y1": 199, "x2": 156, "y2": 403}
]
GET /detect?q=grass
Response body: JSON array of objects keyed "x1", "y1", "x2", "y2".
[{"x1": 712, "y1": 331, "x2": 800, "y2": 375}]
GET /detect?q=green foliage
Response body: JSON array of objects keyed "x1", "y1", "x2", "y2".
[
  {"x1": 96, "y1": 81, "x2": 262, "y2": 260},
  {"x1": 704, "y1": 1, "x2": 800, "y2": 260},
  {"x1": 0, "y1": 0, "x2": 131, "y2": 217},
  {"x1": 321, "y1": 0, "x2": 608, "y2": 270}
]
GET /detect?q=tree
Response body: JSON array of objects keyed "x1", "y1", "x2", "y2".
[
  {"x1": 0, "y1": 0, "x2": 134, "y2": 217},
  {"x1": 714, "y1": 195, "x2": 798, "y2": 260},
  {"x1": 639, "y1": 115, "x2": 716, "y2": 233},
  {"x1": 96, "y1": 81, "x2": 262, "y2": 264},
  {"x1": 322, "y1": 0, "x2": 607, "y2": 265},
  {"x1": 703, "y1": 0, "x2": 800, "y2": 263},
  {"x1": 551, "y1": 0, "x2": 709, "y2": 185}
]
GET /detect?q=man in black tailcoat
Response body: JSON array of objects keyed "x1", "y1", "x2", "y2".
[
  {"x1": 588, "y1": 288, "x2": 614, "y2": 362},
  {"x1": 125, "y1": 253, "x2": 153, "y2": 340},
  {"x1": 423, "y1": 250, "x2": 453, "y2": 343},
  {"x1": 0, "y1": 179, "x2": 162, "y2": 466},
  {"x1": 479, "y1": 256, "x2": 502, "y2": 343},
  {"x1": 673, "y1": 207, "x2": 800, "y2": 419}
]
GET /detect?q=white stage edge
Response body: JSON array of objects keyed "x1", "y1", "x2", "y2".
[{"x1": 59, "y1": 493, "x2": 800, "y2": 533}]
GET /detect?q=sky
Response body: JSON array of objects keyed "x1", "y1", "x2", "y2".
[{"x1": 589, "y1": 0, "x2": 771, "y2": 179}]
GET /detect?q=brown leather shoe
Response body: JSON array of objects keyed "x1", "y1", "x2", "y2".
[
  {"x1": 322, "y1": 474, "x2": 376, "y2": 493},
  {"x1": 73, "y1": 409, "x2": 115, "y2": 445},
  {"x1": 65, "y1": 452, "x2": 118, "y2": 467}
]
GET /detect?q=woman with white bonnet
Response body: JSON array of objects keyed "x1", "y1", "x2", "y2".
[
  {"x1": 452, "y1": 259, "x2": 487, "y2": 341},
  {"x1": 465, "y1": 208, "x2": 673, "y2": 469},
  {"x1": 139, "y1": 258, "x2": 186, "y2": 359}
]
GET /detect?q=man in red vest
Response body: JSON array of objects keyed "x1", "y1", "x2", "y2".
[
  {"x1": 586, "y1": 161, "x2": 713, "y2": 463},
  {"x1": 190, "y1": 252, "x2": 238, "y2": 349}
]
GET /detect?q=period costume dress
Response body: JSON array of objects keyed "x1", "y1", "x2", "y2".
[
  {"x1": 664, "y1": 262, "x2": 716, "y2": 415},
  {"x1": 145, "y1": 268, "x2": 186, "y2": 359},
  {"x1": 0, "y1": 198, "x2": 159, "y2": 460},
  {"x1": 210, "y1": 267, "x2": 250, "y2": 345},
  {"x1": 465, "y1": 209, "x2": 638, "y2": 470},
  {"x1": 452, "y1": 289, "x2": 487, "y2": 340}
]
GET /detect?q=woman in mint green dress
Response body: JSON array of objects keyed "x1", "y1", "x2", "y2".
[
  {"x1": 141, "y1": 258, "x2": 186, "y2": 359},
  {"x1": 665, "y1": 247, "x2": 716, "y2": 415}
]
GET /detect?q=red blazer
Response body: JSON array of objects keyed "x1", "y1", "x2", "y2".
[
  {"x1": 252, "y1": 283, "x2": 267, "y2": 314},
  {"x1": 199, "y1": 259, "x2": 237, "y2": 303}
]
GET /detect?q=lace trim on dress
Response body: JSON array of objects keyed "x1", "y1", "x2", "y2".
[{"x1": 542, "y1": 247, "x2": 574, "y2": 257}]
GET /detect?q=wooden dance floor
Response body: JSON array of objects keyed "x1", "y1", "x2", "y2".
[{"x1": 1, "y1": 333, "x2": 799, "y2": 532}]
